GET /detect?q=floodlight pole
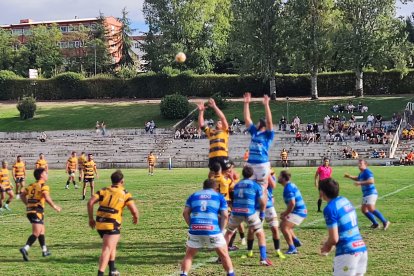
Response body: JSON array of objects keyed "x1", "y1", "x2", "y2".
[
  {"x1": 286, "y1": 97, "x2": 289, "y2": 123},
  {"x1": 94, "y1": 43, "x2": 97, "y2": 76}
]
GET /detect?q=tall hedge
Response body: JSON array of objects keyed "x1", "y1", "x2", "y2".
[{"x1": 0, "y1": 70, "x2": 413, "y2": 100}]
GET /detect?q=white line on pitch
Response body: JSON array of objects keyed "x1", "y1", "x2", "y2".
[{"x1": 165, "y1": 182, "x2": 414, "y2": 276}]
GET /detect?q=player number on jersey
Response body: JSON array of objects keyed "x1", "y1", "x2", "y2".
[
  {"x1": 200, "y1": 200, "x2": 207, "y2": 211},
  {"x1": 349, "y1": 212, "x2": 357, "y2": 227},
  {"x1": 238, "y1": 189, "x2": 244, "y2": 198}
]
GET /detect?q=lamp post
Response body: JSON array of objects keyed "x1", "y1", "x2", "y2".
[
  {"x1": 94, "y1": 42, "x2": 97, "y2": 76},
  {"x1": 286, "y1": 97, "x2": 290, "y2": 123}
]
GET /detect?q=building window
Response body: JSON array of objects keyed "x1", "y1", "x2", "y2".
[
  {"x1": 12, "y1": 29, "x2": 23, "y2": 36},
  {"x1": 60, "y1": 26, "x2": 69, "y2": 33},
  {"x1": 74, "y1": 41, "x2": 81, "y2": 48},
  {"x1": 23, "y1": 29, "x2": 32, "y2": 35},
  {"x1": 68, "y1": 41, "x2": 75, "y2": 48},
  {"x1": 58, "y1": 41, "x2": 69, "y2": 48},
  {"x1": 135, "y1": 43, "x2": 140, "y2": 49}
]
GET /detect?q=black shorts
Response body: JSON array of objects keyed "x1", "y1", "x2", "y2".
[
  {"x1": 15, "y1": 177, "x2": 25, "y2": 184},
  {"x1": 98, "y1": 229, "x2": 120, "y2": 238},
  {"x1": 27, "y1": 213, "x2": 44, "y2": 224},
  {"x1": 0, "y1": 187, "x2": 12, "y2": 193},
  {"x1": 84, "y1": 178, "x2": 94, "y2": 184},
  {"x1": 208, "y1": 157, "x2": 231, "y2": 171}
]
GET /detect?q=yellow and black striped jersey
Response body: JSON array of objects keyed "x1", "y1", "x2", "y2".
[
  {"x1": 203, "y1": 127, "x2": 229, "y2": 158},
  {"x1": 147, "y1": 155, "x2": 156, "y2": 165},
  {"x1": 83, "y1": 160, "x2": 96, "y2": 179},
  {"x1": 36, "y1": 159, "x2": 48, "y2": 170},
  {"x1": 0, "y1": 168, "x2": 11, "y2": 188},
  {"x1": 94, "y1": 185, "x2": 134, "y2": 231},
  {"x1": 78, "y1": 155, "x2": 87, "y2": 168},
  {"x1": 25, "y1": 180, "x2": 49, "y2": 214},
  {"x1": 13, "y1": 161, "x2": 25, "y2": 178},
  {"x1": 211, "y1": 173, "x2": 232, "y2": 201},
  {"x1": 67, "y1": 157, "x2": 77, "y2": 171}
]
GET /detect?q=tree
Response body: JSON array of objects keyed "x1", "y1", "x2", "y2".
[
  {"x1": 117, "y1": 7, "x2": 135, "y2": 67},
  {"x1": 336, "y1": 0, "x2": 411, "y2": 97},
  {"x1": 16, "y1": 24, "x2": 63, "y2": 77},
  {"x1": 142, "y1": 0, "x2": 231, "y2": 73},
  {"x1": 229, "y1": 0, "x2": 284, "y2": 95},
  {"x1": 0, "y1": 29, "x2": 16, "y2": 71},
  {"x1": 284, "y1": 0, "x2": 338, "y2": 99}
]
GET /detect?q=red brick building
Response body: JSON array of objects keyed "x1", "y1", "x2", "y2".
[{"x1": 0, "y1": 17, "x2": 123, "y2": 65}]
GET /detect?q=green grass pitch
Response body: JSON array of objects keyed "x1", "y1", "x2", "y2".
[{"x1": 1, "y1": 166, "x2": 413, "y2": 275}]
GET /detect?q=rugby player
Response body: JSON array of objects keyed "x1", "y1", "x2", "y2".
[
  {"x1": 243, "y1": 92, "x2": 274, "y2": 186},
  {"x1": 83, "y1": 154, "x2": 98, "y2": 200},
  {"x1": 87, "y1": 170, "x2": 139, "y2": 276},
  {"x1": 278, "y1": 170, "x2": 308, "y2": 254},
  {"x1": 19, "y1": 168, "x2": 61, "y2": 261},
  {"x1": 315, "y1": 157, "x2": 333, "y2": 212},
  {"x1": 0, "y1": 161, "x2": 14, "y2": 211},
  {"x1": 181, "y1": 179, "x2": 234, "y2": 276},
  {"x1": 13, "y1": 155, "x2": 26, "y2": 200},
  {"x1": 78, "y1": 152, "x2": 87, "y2": 183},
  {"x1": 35, "y1": 153, "x2": 48, "y2": 172},
  {"x1": 344, "y1": 159, "x2": 390, "y2": 230},
  {"x1": 319, "y1": 178, "x2": 368, "y2": 276},
  {"x1": 65, "y1": 151, "x2": 78, "y2": 189},
  {"x1": 147, "y1": 151, "x2": 156, "y2": 176},
  {"x1": 197, "y1": 98, "x2": 231, "y2": 175},
  {"x1": 224, "y1": 166, "x2": 272, "y2": 266}
]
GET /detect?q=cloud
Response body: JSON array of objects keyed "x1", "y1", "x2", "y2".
[{"x1": 0, "y1": 0, "x2": 145, "y2": 25}]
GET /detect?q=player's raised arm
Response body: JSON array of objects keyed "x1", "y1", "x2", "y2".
[
  {"x1": 263, "y1": 95, "x2": 273, "y2": 130},
  {"x1": 183, "y1": 206, "x2": 192, "y2": 226},
  {"x1": 243, "y1": 92, "x2": 252, "y2": 128},
  {"x1": 208, "y1": 98, "x2": 229, "y2": 130},
  {"x1": 197, "y1": 102, "x2": 206, "y2": 129}
]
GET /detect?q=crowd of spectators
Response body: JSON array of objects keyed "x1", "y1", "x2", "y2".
[
  {"x1": 400, "y1": 150, "x2": 414, "y2": 165},
  {"x1": 401, "y1": 126, "x2": 414, "y2": 140},
  {"x1": 174, "y1": 127, "x2": 201, "y2": 140},
  {"x1": 145, "y1": 120, "x2": 156, "y2": 134},
  {"x1": 330, "y1": 102, "x2": 368, "y2": 113}
]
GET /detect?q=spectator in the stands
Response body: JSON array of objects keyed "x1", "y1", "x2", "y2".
[
  {"x1": 357, "y1": 102, "x2": 363, "y2": 112},
  {"x1": 290, "y1": 123, "x2": 296, "y2": 133},
  {"x1": 400, "y1": 151, "x2": 407, "y2": 165},
  {"x1": 361, "y1": 126, "x2": 367, "y2": 141},
  {"x1": 343, "y1": 147, "x2": 352, "y2": 159},
  {"x1": 313, "y1": 122, "x2": 319, "y2": 133},
  {"x1": 352, "y1": 149, "x2": 359, "y2": 159},
  {"x1": 379, "y1": 150, "x2": 386, "y2": 159},
  {"x1": 409, "y1": 128, "x2": 414, "y2": 140},
  {"x1": 323, "y1": 115, "x2": 330, "y2": 130},
  {"x1": 346, "y1": 102, "x2": 355, "y2": 113},
  {"x1": 306, "y1": 122, "x2": 313, "y2": 133},
  {"x1": 331, "y1": 104, "x2": 339, "y2": 113},
  {"x1": 315, "y1": 132, "x2": 321, "y2": 142},
  {"x1": 371, "y1": 149, "x2": 379, "y2": 158},
  {"x1": 293, "y1": 116, "x2": 301, "y2": 130},
  {"x1": 149, "y1": 120, "x2": 156, "y2": 134},
  {"x1": 307, "y1": 132, "x2": 315, "y2": 144},
  {"x1": 375, "y1": 114, "x2": 383, "y2": 128},
  {"x1": 354, "y1": 130, "x2": 361, "y2": 142},
  {"x1": 295, "y1": 131, "x2": 302, "y2": 142},
  {"x1": 325, "y1": 133, "x2": 332, "y2": 142},
  {"x1": 406, "y1": 151, "x2": 414, "y2": 165},
  {"x1": 338, "y1": 103, "x2": 345, "y2": 113},
  {"x1": 279, "y1": 116, "x2": 287, "y2": 131},
  {"x1": 174, "y1": 129, "x2": 180, "y2": 139},
  {"x1": 367, "y1": 114, "x2": 375, "y2": 128},
  {"x1": 361, "y1": 105, "x2": 368, "y2": 113}
]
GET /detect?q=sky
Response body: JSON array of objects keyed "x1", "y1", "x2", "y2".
[{"x1": 0, "y1": 0, "x2": 413, "y2": 35}]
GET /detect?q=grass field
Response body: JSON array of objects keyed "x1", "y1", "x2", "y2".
[
  {"x1": 0, "y1": 95, "x2": 413, "y2": 132},
  {"x1": 1, "y1": 167, "x2": 413, "y2": 276},
  {"x1": 0, "y1": 102, "x2": 178, "y2": 132}
]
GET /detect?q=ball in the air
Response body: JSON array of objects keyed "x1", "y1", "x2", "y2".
[{"x1": 175, "y1": 52, "x2": 186, "y2": 63}]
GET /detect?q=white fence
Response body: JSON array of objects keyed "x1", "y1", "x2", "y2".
[{"x1": 389, "y1": 102, "x2": 413, "y2": 158}]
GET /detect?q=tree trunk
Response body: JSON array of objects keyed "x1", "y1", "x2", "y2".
[
  {"x1": 269, "y1": 76, "x2": 276, "y2": 100},
  {"x1": 355, "y1": 68, "x2": 363, "y2": 97},
  {"x1": 311, "y1": 66, "x2": 318, "y2": 100}
]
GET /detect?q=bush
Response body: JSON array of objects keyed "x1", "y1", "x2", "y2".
[
  {"x1": 52, "y1": 72, "x2": 87, "y2": 99},
  {"x1": 115, "y1": 66, "x2": 138, "y2": 79},
  {"x1": 17, "y1": 96, "x2": 37, "y2": 120},
  {"x1": 160, "y1": 94, "x2": 190, "y2": 119}
]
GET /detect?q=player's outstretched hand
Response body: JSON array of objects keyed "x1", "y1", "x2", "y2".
[
  {"x1": 197, "y1": 102, "x2": 205, "y2": 112},
  {"x1": 89, "y1": 219, "x2": 96, "y2": 229},
  {"x1": 208, "y1": 98, "x2": 216, "y2": 108},
  {"x1": 132, "y1": 216, "x2": 138, "y2": 225},
  {"x1": 344, "y1": 173, "x2": 350, "y2": 179},
  {"x1": 244, "y1": 92, "x2": 251, "y2": 103},
  {"x1": 54, "y1": 205, "x2": 62, "y2": 212},
  {"x1": 263, "y1": 94, "x2": 270, "y2": 105}
]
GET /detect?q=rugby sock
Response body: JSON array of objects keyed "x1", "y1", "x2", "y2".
[
  {"x1": 364, "y1": 212, "x2": 378, "y2": 225},
  {"x1": 109, "y1": 260, "x2": 115, "y2": 271},
  {"x1": 227, "y1": 271, "x2": 235, "y2": 276},
  {"x1": 38, "y1": 235, "x2": 47, "y2": 252},
  {"x1": 229, "y1": 233, "x2": 236, "y2": 247},
  {"x1": 247, "y1": 239, "x2": 254, "y2": 251},
  {"x1": 72, "y1": 181, "x2": 76, "y2": 186},
  {"x1": 259, "y1": 245, "x2": 267, "y2": 260},
  {"x1": 317, "y1": 199, "x2": 322, "y2": 211},
  {"x1": 180, "y1": 272, "x2": 187, "y2": 276},
  {"x1": 239, "y1": 232, "x2": 245, "y2": 239},
  {"x1": 372, "y1": 210, "x2": 387, "y2": 224},
  {"x1": 6, "y1": 200, "x2": 10, "y2": 204},
  {"x1": 288, "y1": 244, "x2": 296, "y2": 251},
  {"x1": 25, "y1": 234, "x2": 37, "y2": 250},
  {"x1": 97, "y1": 271, "x2": 104, "y2": 276},
  {"x1": 66, "y1": 180, "x2": 70, "y2": 186},
  {"x1": 273, "y1": 239, "x2": 280, "y2": 250}
]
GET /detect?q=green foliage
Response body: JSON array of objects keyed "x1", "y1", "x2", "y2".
[
  {"x1": 52, "y1": 72, "x2": 87, "y2": 99},
  {"x1": 0, "y1": 70, "x2": 22, "y2": 80},
  {"x1": 0, "y1": 29, "x2": 16, "y2": 71},
  {"x1": 142, "y1": 0, "x2": 231, "y2": 73},
  {"x1": 160, "y1": 66, "x2": 181, "y2": 76},
  {"x1": 118, "y1": 8, "x2": 135, "y2": 67},
  {"x1": 16, "y1": 96, "x2": 37, "y2": 119},
  {"x1": 115, "y1": 66, "x2": 138, "y2": 79},
  {"x1": 160, "y1": 94, "x2": 190, "y2": 119}
]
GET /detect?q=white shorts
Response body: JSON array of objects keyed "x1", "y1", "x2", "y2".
[
  {"x1": 247, "y1": 162, "x2": 270, "y2": 186},
  {"x1": 227, "y1": 213, "x2": 263, "y2": 232},
  {"x1": 285, "y1": 213, "x2": 305, "y2": 226},
  {"x1": 186, "y1": 233, "x2": 227, "y2": 249},
  {"x1": 256, "y1": 207, "x2": 279, "y2": 227},
  {"x1": 333, "y1": 251, "x2": 368, "y2": 276},
  {"x1": 362, "y1": 195, "x2": 378, "y2": 205}
]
